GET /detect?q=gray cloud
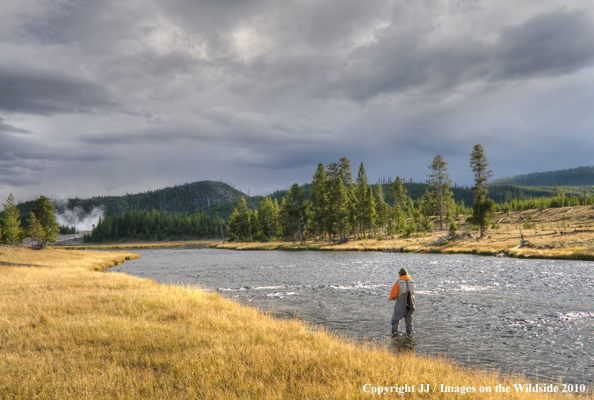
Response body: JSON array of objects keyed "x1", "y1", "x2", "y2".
[
  {"x1": 0, "y1": 117, "x2": 30, "y2": 134},
  {"x1": 494, "y1": 10, "x2": 594, "y2": 79},
  {"x1": 324, "y1": 9, "x2": 594, "y2": 102},
  {"x1": 2, "y1": 0, "x2": 594, "y2": 200},
  {"x1": 0, "y1": 65, "x2": 117, "y2": 115}
]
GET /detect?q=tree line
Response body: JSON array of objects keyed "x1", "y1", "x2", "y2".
[
  {"x1": 227, "y1": 154, "x2": 471, "y2": 243},
  {"x1": 228, "y1": 144, "x2": 589, "y2": 242},
  {"x1": 83, "y1": 209, "x2": 225, "y2": 242},
  {"x1": 0, "y1": 194, "x2": 60, "y2": 246}
]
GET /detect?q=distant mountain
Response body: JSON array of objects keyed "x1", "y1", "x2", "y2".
[{"x1": 491, "y1": 166, "x2": 594, "y2": 187}]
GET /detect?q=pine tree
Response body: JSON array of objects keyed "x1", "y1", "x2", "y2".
[
  {"x1": 363, "y1": 186, "x2": 377, "y2": 233},
  {"x1": 326, "y1": 162, "x2": 339, "y2": 181},
  {"x1": 468, "y1": 144, "x2": 495, "y2": 237},
  {"x1": 392, "y1": 205, "x2": 406, "y2": 234},
  {"x1": 391, "y1": 177, "x2": 407, "y2": 211},
  {"x1": 279, "y1": 184, "x2": 307, "y2": 242},
  {"x1": 428, "y1": 155, "x2": 453, "y2": 230},
  {"x1": 419, "y1": 215, "x2": 433, "y2": 233},
  {"x1": 32, "y1": 196, "x2": 60, "y2": 245},
  {"x1": 258, "y1": 196, "x2": 278, "y2": 240},
  {"x1": 354, "y1": 163, "x2": 369, "y2": 235},
  {"x1": 2, "y1": 193, "x2": 24, "y2": 245},
  {"x1": 419, "y1": 188, "x2": 436, "y2": 217},
  {"x1": 339, "y1": 156, "x2": 353, "y2": 186},
  {"x1": 311, "y1": 163, "x2": 329, "y2": 239},
  {"x1": 250, "y1": 210, "x2": 262, "y2": 241},
  {"x1": 327, "y1": 171, "x2": 350, "y2": 241},
  {"x1": 28, "y1": 212, "x2": 44, "y2": 245},
  {"x1": 374, "y1": 184, "x2": 391, "y2": 233},
  {"x1": 227, "y1": 197, "x2": 251, "y2": 242}
]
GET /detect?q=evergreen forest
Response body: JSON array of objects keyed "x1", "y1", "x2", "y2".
[
  {"x1": 3, "y1": 155, "x2": 594, "y2": 245},
  {"x1": 226, "y1": 154, "x2": 594, "y2": 243},
  {"x1": 83, "y1": 210, "x2": 225, "y2": 243}
]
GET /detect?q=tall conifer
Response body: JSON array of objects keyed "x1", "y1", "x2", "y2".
[
  {"x1": 428, "y1": 155, "x2": 453, "y2": 230},
  {"x1": 279, "y1": 184, "x2": 308, "y2": 242},
  {"x1": 311, "y1": 163, "x2": 329, "y2": 239},
  {"x1": 468, "y1": 144, "x2": 495, "y2": 237},
  {"x1": 258, "y1": 196, "x2": 278, "y2": 240},
  {"x1": 2, "y1": 194, "x2": 24, "y2": 245},
  {"x1": 28, "y1": 212, "x2": 44, "y2": 245},
  {"x1": 328, "y1": 171, "x2": 350, "y2": 241},
  {"x1": 374, "y1": 184, "x2": 391, "y2": 233},
  {"x1": 227, "y1": 197, "x2": 251, "y2": 242},
  {"x1": 391, "y1": 177, "x2": 407, "y2": 211},
  {"x1": 339, "y1": 156, "x2": 353, "y2": 186},
  {"x1": 32, "y1": 195, "x2": 60, "y2": 245},
  {"x1": 363, "y1": 186, "x2": 377, "y2": 233},
  {"x1": 354, "y1": 163, "x2": 369, "y2": 234}
]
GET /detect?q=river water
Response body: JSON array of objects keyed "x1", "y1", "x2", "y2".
[{"x1": 108, "y1": 249, "x2": 594, "y2": 385}]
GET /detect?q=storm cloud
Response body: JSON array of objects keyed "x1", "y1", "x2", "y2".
[
  {"x1": 0, "y1": 65, "x2": 117, "y2": 115},
  {"x1": 1, "y1": 0, "x2": 594, "y2": 200}
]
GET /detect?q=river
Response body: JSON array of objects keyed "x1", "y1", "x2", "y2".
[{"x1": 108, "y1": 249, "x2": 594, "y2": 385}]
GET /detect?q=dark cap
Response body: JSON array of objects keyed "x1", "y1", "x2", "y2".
[{"x1": 399, "y1": 268, "x2": 408, "y2": 276}]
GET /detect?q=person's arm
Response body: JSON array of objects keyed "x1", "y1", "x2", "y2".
[{"x1": 389, "y1": 281, "x2": 399, "y2": 300}]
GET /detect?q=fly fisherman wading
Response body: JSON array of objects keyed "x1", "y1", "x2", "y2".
[{"x1": 389, "y1": 268, "x2": 416, "y2": 337}]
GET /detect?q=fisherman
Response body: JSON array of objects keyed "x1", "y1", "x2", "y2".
[{"x1": 389, "y1": 268, "x2": 416, "y2": 337}]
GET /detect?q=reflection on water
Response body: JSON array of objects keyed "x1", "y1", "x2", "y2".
[
  {"x1": 390, "y1": 336, "x2": 417, "y2": 353},
  {"x1": 108, "y1": 249, "x2": 594, "y2": 385}
]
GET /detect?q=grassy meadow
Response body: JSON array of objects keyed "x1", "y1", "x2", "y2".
[{"x1": 2, "y1": 248, "x2": 590, "y2": 399}]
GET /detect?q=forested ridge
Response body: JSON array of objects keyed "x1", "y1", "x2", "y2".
[
  {"x1": 14, "y1": 180, "x2": 253, "y2": 227},
  {"x1": 491, "y1": 166, "x2": 594, "y2": 187}
]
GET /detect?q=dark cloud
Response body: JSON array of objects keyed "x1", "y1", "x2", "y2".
[
  {"x1": 323, "y1": 9, "x2": 594, "y2": 102},
  {"x1": 494, "y1": 10, "x2": 594, "y2": 79},
  {"x1": 0, "y1": 120, "x2": 43, "y2": 186},
  {"x1": 2, "y1": 0, "x2": 594, "y2": 200},
  {"x1": 0, "y1": 65, "x2": 117, "y2": 115}
]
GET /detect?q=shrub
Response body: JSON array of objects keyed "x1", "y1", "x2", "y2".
[{"x1": 522, "y1": 221, "x2": 536, "y2": 229}]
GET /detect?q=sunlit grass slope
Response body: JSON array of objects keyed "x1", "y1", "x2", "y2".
[
  {"x1": 0, "y1": 247, "x2": 138, "y2": 270},
  {"x1": 1, "y1": 248, "x2": 589, "y2": 399}
]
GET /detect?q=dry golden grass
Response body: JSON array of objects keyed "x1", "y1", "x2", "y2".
[
  {"x1": 1, "y1": 249, "x2": 590, "y2": 399},
  {"x1": 0, "y1": 247, "x2": 139, "y2": 270}
]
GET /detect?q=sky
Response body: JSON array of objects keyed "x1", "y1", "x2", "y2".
[{"x1": 2, "y1": 0, "x2": 594, "y2": 202}]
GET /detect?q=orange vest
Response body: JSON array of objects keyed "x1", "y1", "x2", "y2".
[{"x1": 389, "y1": 274, "x2": 412, "y2": 300}]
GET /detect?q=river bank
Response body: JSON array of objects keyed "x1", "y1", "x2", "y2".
[
  {"x1": 61, "y1": 206, "x2": 594, "y2": 261},
  {"x1": 1, "y1": 247, "x2": 587, "y2": 399}
]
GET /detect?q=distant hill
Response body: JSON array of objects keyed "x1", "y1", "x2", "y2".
[
  {"x1": 59, "y1": 180, "x2": 250, "y2": 216},
  {"x1": 16, "y1": 181, "x2": 252, "y2": 229},
  {"x1": 491, "y1": 166, "x2": 594, "y2": 187}
]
